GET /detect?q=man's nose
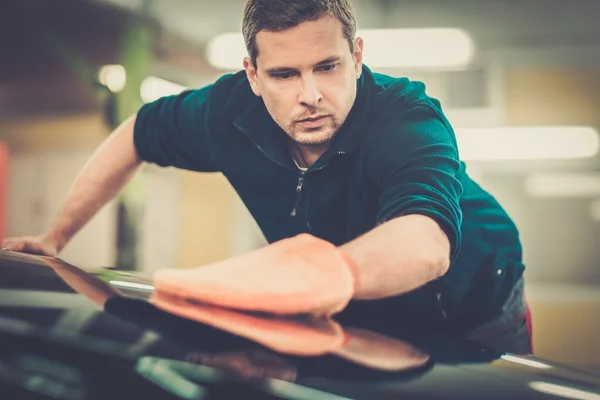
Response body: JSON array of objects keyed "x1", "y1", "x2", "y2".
[{"x1": 298, "y1": 76, "x2": 323, "y2": 107}]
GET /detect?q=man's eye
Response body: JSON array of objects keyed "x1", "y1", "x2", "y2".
[
  {"x1": 316, "y1": 64, "x2": 337, "y2": 73},
  {"x1": 273, "y1": 72, "x2": 295, "y2": 80}
]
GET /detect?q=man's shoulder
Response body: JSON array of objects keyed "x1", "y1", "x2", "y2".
[
  {"x1": 370, "y1": 71, "x2": 424, "y2": 99},
  {"x1": 206, "y1": 71, "x2": 256, "y2": 117},
  {"x1": 358, "y1": 68, "x2": 457, "y2": 153},
  {"x1": 179, "y1": 71, "x2": 255, "y2": 121},
  {"x1": 364, "y1": 67, "x2": 444, "y2": 120},
  {"x1": 209, "y1": 71, "x2": 253, "y2": 98}
]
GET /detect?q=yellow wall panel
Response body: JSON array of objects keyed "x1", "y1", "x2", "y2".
[
  {"x1": 0, "y1": 113, "x2": 109, "y2": 152},
  {"x1": 176, "y1": 171, "x2": 236, "y2": 268},
  {"x1": 505, "y1": 68, "x2": 600, "y2": 127}
]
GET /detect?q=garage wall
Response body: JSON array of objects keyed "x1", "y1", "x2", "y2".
[
  {"x1": 175, "y1": 171, "x2": 237, "y2": 268},
  {"x1": 1, "y1": 113, "x2": 118, "y2": 268},
  {"x1": 491, "y1": 66, "x2": 600, "y2": 365},
  {"x1": 497, "y1": 68, "x2": 600, "y2": 284},
  {"x1": 0, "y1": 113, "x2": 108, "y2": 152},
  {"x1": 505, "y1": 68, "x2": 600, "y2": 127}
]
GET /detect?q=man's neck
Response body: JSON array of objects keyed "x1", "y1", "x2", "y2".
[{"x1": 289, "y1": 141, "x2": 329, "y2": 168}]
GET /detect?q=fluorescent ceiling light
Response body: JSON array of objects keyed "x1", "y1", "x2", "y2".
[
  {"x1": 359, "y1": 28, "x2": 474, "y2": 69},
  {"x1": 140, "y1": 76, "x2": 188, "y2": 103},
  {"x1": 529, "y1": 381, "x2": 600, "y2": 400},
  {"x1": 500, "y1": 355, "x2": 553, "y2": 370},
  {"x1": 206, "y1": 32, "x2": 247, "y2": 71},
  {"x1": 98, "y1": 64, "x2": 127, "y2": 93},
  {"x1": 524, "y1": 173, "x2": 600, "y2": 198},
  {"x1": 456, "y1": 126, "x2": 599, "y2": 161},
  {"x1": 206, "y1": 28, "x2": 474, "y2": 70}
]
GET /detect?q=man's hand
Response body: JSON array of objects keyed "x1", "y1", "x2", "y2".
[
  {"x1": 153, "y1": 233, "x2": 358, "y2": 316},
  {"x1": 2, "y1": 235, "x2": 60, "y2": 257}
]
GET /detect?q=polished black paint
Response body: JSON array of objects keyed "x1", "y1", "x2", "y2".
[{"x1": 0, "y1": 252, "x2": 598, "y2": 400}]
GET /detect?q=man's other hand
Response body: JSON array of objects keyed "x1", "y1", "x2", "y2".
[{"x1": 2, "y1": 235, "x2": 59, "y2": 257}]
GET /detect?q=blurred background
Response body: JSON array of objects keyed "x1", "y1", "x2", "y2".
[{"x1": 1, "y1": 0, "x2": 599, "y2": 370}]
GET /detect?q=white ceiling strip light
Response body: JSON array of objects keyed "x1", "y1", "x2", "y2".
[
  {"x1": 140, "y1": 76, "x2": 188, "y2": 103},
  {"x1": 456, "y1": 127, "x2": 599, "y2": 161},
  {"x1": 206, "y1": 28, "x2": 474, "y2": 70},
  {"x1": 524, "y1": 173, "x2": 600, "y2": 198}
]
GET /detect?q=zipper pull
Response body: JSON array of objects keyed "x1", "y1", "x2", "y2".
[
  {"x1": 290, "y1": 175, "x2": 305, "y2": 217},
  {"x1": 436, "y1": 292, "x2": 448, "y2": 320}
]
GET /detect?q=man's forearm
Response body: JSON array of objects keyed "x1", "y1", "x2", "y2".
[
  {"x1": 44, "y1": 116, "x2": 143, "y2": 251},
  {"x1": 340, "y1": 214, "x2": 451, "y2": 300}
]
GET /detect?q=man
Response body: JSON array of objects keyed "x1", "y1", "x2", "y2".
[{"x1": 2, "y1": 0, "x2": 530, "y2": 353}]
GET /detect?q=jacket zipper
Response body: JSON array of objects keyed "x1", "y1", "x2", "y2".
[
  {"x1": 246, "y1": 143, "x2": 307, "y2": 219},
  {"x1": 233, "y1": 124, "x2": 347, "y2": 221},
  {"x1": 436, "y1": 292, "x2": 448, "y2": 320},
  {"x1": 290, "y1": 151, "x2": 346, "y2": 219},
  {"x1": 290, "y1": 172, "x2": 305, "y2": 217}
]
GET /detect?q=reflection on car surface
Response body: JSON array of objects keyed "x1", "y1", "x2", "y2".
[{"x1": 0, "y1": 251, "x2": 599, "y2": 399}]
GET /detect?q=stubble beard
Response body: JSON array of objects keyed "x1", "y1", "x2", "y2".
[{"x1": 285, "y1": 118, "x2": 341, "y2": 147}]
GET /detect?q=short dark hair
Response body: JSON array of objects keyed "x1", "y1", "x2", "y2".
[{"x1": 242, "y1": 0, "x2": 357, "y2": 67}]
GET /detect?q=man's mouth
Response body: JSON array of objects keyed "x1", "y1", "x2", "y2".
[{"x1": 297, "y1": 115, "x2": 328, "y2": 123}]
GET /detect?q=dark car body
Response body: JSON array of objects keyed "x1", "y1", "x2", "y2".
[{"x1": 0, "y1": 251, "x2": 599, "y2": 400}]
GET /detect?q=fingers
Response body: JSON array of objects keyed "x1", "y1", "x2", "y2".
[
  {"x1": 2, "y1": 238, "x2": 26, "y2": 252},
  {"x1": 1, "y1": 238, "x2": 12, "y2": 249},
  {"x1": 1, "y1": 238, "x2": 51, "y2": 256}
]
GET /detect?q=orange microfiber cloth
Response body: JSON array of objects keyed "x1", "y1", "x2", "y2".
[
  {"x1": 152, "y1": 291, "x2": 429, "y2": 373},
  {"x1": 152, "y1": 290, "x2": 346, "y2": 356},
  {"x1": 152, "y1": 234, "x2": 359, "y2": 316}
]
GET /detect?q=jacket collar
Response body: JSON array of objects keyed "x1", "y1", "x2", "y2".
[{"x1": 233, "y1": 66, "x2": 374, "y2": 168}]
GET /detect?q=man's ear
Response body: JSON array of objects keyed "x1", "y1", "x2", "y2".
[
  {"x1": 243, "y1": 57, "x2": 261, "y2": 97},
  {"x1": 353, "y1": 38, "x2": 364, "y2": 79}
]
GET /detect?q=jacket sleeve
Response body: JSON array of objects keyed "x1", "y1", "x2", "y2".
[
  {"x1": 133, "y1": 85, "x2": 219, "y2": 172},
  {"x1": 367, "y1": 106, "x2": 464, "y2": 263}
]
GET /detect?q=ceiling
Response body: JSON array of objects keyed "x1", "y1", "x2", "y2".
[
  {"x1": 3, "y1": 0, "x2": 600, "y2": 120},
  {"x1": 0, "y1": 0, "x2": 209, "y2": 119},
  {"x1": 98, "y1": 0, "x2": 600, "y2": 48}
]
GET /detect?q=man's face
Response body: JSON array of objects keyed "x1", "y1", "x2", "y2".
[{"x1": 244, "y1": 14, "x2": 363, "y2": 148}]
